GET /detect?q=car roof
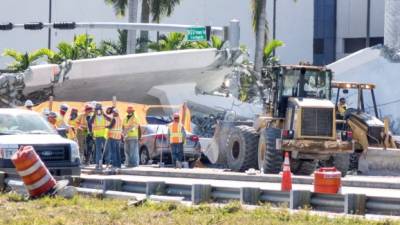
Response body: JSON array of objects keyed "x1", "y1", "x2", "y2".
[{"x1": 0, "y1": 108, "x2": 41, "y2": 115}]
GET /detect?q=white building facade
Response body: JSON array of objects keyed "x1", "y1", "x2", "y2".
[{"x1": 0, "y1": 0, "x2": 385, "y2": 68}]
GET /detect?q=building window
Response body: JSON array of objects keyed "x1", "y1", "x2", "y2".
[
  {"x1": 314, "y1": 39, "x2": 324, "y2": 54},
  {"x1": 344, "y1": 38, "x2": 366, "y2": 54},
  {"x1": 369, "y1": 37, "x2": 384, "y2": 46}
]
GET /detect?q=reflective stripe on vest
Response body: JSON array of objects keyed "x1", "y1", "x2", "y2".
[
  {"x1": 93, "y1": 115, "x2": 107, "y2": 138},
  {"x1": 168, "y1": 122, "x2": 183, "y2": 144},
  {"x1": 124, "y1": 115, "x2": 139, "y2": 138},
  {"x1": 108, "y1": 117, "x2": 122, "y2": 140}
]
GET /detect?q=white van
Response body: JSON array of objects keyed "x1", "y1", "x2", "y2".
[{"x1": 0, "y1": 108, "x2": 80, "y2": 176}]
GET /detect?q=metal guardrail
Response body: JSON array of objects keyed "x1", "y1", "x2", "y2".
[{"x1": 2, "y1": 173, "x2": 400, "y2": 217}]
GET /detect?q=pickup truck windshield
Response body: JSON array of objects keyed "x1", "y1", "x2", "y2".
[{"x1": 0, "y1": 112, "x2": 55, "y2": 135}]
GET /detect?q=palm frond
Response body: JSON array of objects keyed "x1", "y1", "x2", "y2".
[
  {"x1": 263, "y1": 39, "x2": 284, "y2": 59},
  {"x1": 2, "y1": 49, "x2": 23, "y2": 61},
  {"x1": 104, "y1": 0, "x2": 127, "y2": 17}
]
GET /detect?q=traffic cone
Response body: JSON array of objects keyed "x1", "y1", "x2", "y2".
[{"x1": 281, "y1": 152, "x2": 292, "y2": 192}]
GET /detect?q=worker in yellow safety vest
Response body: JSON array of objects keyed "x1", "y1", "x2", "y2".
[
  {"x1": 167, "y1": 113, "x2": 186, "y2": 168},
  {"x1": 122, "y1": 106, "x2": 141, "y2": 167},
  {"x1": 47, "y1": 112, "x2": 58, "y2": 130},
  {"x1": 105, "y1": 108, "x2": 122, "y2": 169},
  {"x1": 67, "y1": 108, "x2": 79, "y2": 141},
  {"x1": 56, "y1": 103, "x2": 69, "y2": 129},
  {"x1": 337, "y1": 97, "x2": 347, "y2": 118},
  {"x1": 89, "y1": 103, "x2": 110, "y2": 169},
  {"x1": 76, "y1": 104, "x2": 94, "y2": 164}
]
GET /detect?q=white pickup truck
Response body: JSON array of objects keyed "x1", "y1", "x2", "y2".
[{"x1": 0, "y1": 108, "x2": 80, "y2": 176}]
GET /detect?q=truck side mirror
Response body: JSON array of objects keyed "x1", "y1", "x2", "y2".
[{"x1": 343, "y1": 89, "x2": 349, "y2": 94}]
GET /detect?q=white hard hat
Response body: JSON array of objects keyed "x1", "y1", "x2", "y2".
[
  {"x1": 42, "y1": 108, "x2": 50, "y2": 116},
  {"x1": 60, "y1": 103, "x2": 69, "y2": 111},
  {"x1": 24, "y1": 100, "x2": 33, "y2": 107}
]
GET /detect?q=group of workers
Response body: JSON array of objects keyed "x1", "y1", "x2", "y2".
[{"x1": 23, "y1": 99, "x2": 187, "y2": 169}]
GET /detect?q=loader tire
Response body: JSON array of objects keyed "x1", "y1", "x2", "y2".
[
  {"x1": 333, "y1": 153, "x2": 351, "y2": 177},
  {"x1": 225, "y1": 125, "x2": 259, "y2": 171},
  {"x1": 258, "y1": 128, "x2": 283, "y2": 174},
  {"x1": 320, "y1": 153, "x2": 351, "y2": 177},
  {"x1": 291, "y1": 159, "x2": 317, "y2": 175}
]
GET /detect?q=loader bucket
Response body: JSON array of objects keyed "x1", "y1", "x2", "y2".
[
  {"x1": 358, "y1": 147, "x2": 400, "y2": 174},
  {"x1": 203, "y1": 121, "x2": 236, "y2": 164}
]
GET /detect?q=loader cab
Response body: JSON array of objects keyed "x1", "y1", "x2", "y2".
[
  {"x1": 272, "y1": 65, "x2": 332, "y2": 117},
  {"x1": 331, "y1": 81, "x2": 379, "y2": 119}
]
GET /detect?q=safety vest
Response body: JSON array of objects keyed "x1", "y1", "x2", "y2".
[
  {"x1": 93, "y1": 115, "x2": 107, "y2": 138},
  {"x1": 67, "y1": 118, "x2": 77, "y2": 140},
  {"x1": 168, "y1": 122, "x2": 184, "y2": 144},
  {"x1": 337, "y1": 103, "x2": 347, "y2": 116},
  {"x1": 77, "y1": 114, "x2": 89, "y2": 129},
  {"x1": 56, "y1": 115, "x2": 66, "y2": 128},
  {"x1": 123, "y1": 115, "x2": 139, "y2": 138},
  {"x1": 108, "y1": 117, "x2": 122, "y2": 140}
]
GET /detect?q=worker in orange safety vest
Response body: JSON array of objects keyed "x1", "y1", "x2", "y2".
[
  {"x1": 105, "y1": 108, "x2": 122, "y2": 169},
  {"x1": 167, "y1": 113, "x2": 186, "y2": 168}
]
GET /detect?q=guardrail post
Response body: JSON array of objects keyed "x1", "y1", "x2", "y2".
[
  {"x1": 344, "y1": 193, "x2": 366, "y2": 215},
  {"x1": 70, "y1": 176, "x2": 81, "y2": 187},
  {"x1": 146, "y1": 181, "x2": 166, "y2": 196},
  {"x1": 240, "y1": 187, "x2": 260, "y2": 205},
  {"x1": 103, "y1": 179, "x2": 123, "y2": 191},
  {"x1": 192, "y1": 184, "x2": 211, "y2": 205},
  {"x1": 0, "y1": 171, "x2": 5, "y2": 190},
  {"x1": 290, "y1": 190, "x2": 311, "y2": 209}
]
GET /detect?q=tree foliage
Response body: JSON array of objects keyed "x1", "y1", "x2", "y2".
[{"x1": 2, "y1": 48, "x2": 53, "y2": 71}]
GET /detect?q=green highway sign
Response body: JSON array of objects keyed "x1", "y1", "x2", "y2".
[{"x1": 187, "y1": 27, "x2": 207, "y2": 41}]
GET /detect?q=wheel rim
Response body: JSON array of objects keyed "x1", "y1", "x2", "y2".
[
  {"x1": 231, "y1": 141, "x2": 240, "y2": 159},
  {"x1": 258, "y1": 135, "x2": 266, "y2": 169},
  {"x1": 140, "y1": 150, "x2": 148, "y2": 164}
]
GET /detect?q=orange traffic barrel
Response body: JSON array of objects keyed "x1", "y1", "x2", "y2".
[
  {"x1": 313, "y1": 167, "x2": 341, "y2": 194},
  {"x1": 11, "y1": 146, "x2": 57, "y2": 198}
]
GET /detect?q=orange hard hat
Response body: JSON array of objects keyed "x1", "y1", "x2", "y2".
[
  {"x1": 84, "y1": 104, "x2": 92, "y2": 111},
  {"x1": 127, "y1": 106, "x2": 135, "y2": 113}
]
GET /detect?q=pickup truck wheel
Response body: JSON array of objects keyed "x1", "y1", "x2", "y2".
[
  {"x1": 258, "y1": 128, "x2": 283, "y2": 174},
  {"x1": 225, "y1": 125, "x2": 259, "y2": 171},
  {"x1": 139, "y1": 147, "x2": 150, "y2": 165}
]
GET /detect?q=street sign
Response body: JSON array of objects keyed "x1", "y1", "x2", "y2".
[{"x1": 187, "y1": 27, "x2": 207, "y2": 41}]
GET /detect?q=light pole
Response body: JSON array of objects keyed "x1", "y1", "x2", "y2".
[
  {"x1": 366, "y1": 0, "x2": 371, "y2": 47},
  {"x1": 272, "y1": 0, "x2": 277, "y2": 56},
  {"x1": 48, "y1": 0, "x2": 52, "y2": 49}
]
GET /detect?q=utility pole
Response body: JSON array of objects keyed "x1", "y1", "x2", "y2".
[
  {"x1": 366, "y1": 0, "x2": 371, "y2": 47},
  {"x1": 272, "y1": 0, "x2": 277, "y2": 56},
  {"x1": 48, "y1": 0, "x2": 52, "y2": 49}
]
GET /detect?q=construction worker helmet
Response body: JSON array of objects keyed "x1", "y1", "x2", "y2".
[
  {"x1": 84, "y1": 104, "x2": 93, "y2": 111},
  {"x1": 173, "y1": 113, "x2": 180, "y2": 119},
  {"x1": 48, "y1": 112, "x2": 57, "y2": 118},
  {"x1": 71, "y1": 108, "x2": 78, "y2": 113},
  {"x1": 42, "y1": 108, "x2": 50, "y2": 117},
  {"x1": 60, "y1": 103, "x2": 69, "y2": 112},
  {"x1": 127, "y1": 106, "x2": 134, "y2": 113},
  {"x1": 24, "y1": 100, "x2": 33, "y2": 107},
  {"x1": 95, "y1": 103, "x2": 103, "y2": 111}
]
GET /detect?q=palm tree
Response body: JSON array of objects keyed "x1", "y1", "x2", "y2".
[
  {"x1": 2, "y1": 49, "x2": 54, "y2": 72},
  {"x1": 252, "y1": 0, "x2": 267, "y2": 80},
  {"x1": 105, "y1": 0, "x2": 138, "y2": 54},
  {"x1": 48, "y1": 34, "x2": 101, "y2": 64},
  {"x1": 99, "y1": 30, "x2": 128, "y2": 56},
  {"x1": 139, "y1": 0, "x2": 151, "y2": 52},
  {"x1": 149, "y1": 0, "x2": 181, "y2": 42}
]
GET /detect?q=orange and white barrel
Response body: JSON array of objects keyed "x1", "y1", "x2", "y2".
[
  {"x1": 313, "y1": 167, "x2": 341, "y2": 194},
  {"x1": 11, "y1": 146, "x2": 57, "y2": 198}
]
